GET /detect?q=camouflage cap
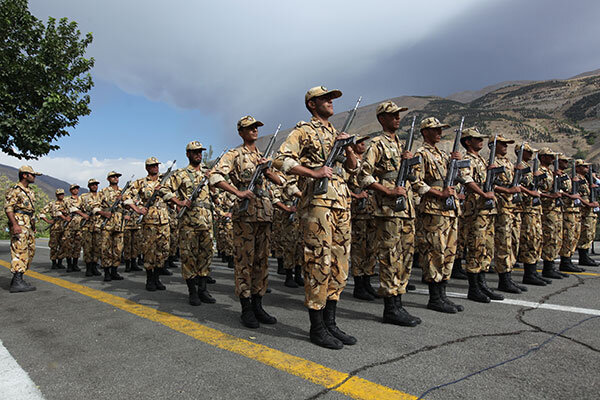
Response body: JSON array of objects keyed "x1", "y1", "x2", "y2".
[
  {"x1": 461, "y1": 127, "x2": 489, "y2": 139},
  {"x1": 55, "y1": 188, "x2": 65, "y2": 195},
  {"x1": 18, "y1": 165, "x2": 42, "y2": 176},
  {"x1": 558, "y1": 153, "x2": 571, "y2": 161},
  {"x1": 420, "y1": 117, "x2": 450, "y2": 130},
  {"x1": 145, "y1": 157, "x2": 160, "y2": 166},
  {"x1": 495, "y1": 135, "x2": 515, "y2": 144},
  {"x1": 237, "y1": 115, "x2": 264, "y2": 130},
  {"x1": 87, "y1": 178, "x2": 100, "y2": 185},
  {"x1": 305, "y1": 86, "x2": 342, "y2": 103},
  {"x1": 538, "y1": 147, "x2": 557, "y2": 157},
  {"x1": 514, "y1": 142, "x2": 536, "y2": 153},
  {"x1": 107, "y1": 170, "x2": 122, "y2": 178},
  {"x1": 186, "y1": 141, "x2": 206, "y2": 151},
  {"x1": 69, "y1": 184, "x2": 80, "y2": 190},
  {"x1": 376, "y1": 101, "x2": 408, "y2": 116},
  {"x1": 575, "y1": 159, "x2": 591, "y2": 167}
]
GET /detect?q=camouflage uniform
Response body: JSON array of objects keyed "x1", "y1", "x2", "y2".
[
  {"x1": 518, "y1": 160, "x2": 543, "y2": 265},
  {"x1": 539, "y1": 164, "x2": 562, "y2": 262},
  {"x1": 80, "y1": 191, "x2": 103, "y2": 264},
  {"x1": 168, "y1": 205, "x2": 179, "y2": 260},
  {"x1": 99, "y1": 186, "x2": 125, "y2": 268},
  {"x1": 214, "y1": 190, "x2": 234, "y2": 259},
  {"x1": 559, "y1": 175, "x2": 581, "y2": 258},
  {"x1": 4, "y1": 182, "x2": 36, "y2": 273},
  {"x1": 577, "y1": 173, "x2": 597, "y2": 250},
  {"x1": 42, "y1": 199, "x2": 69, "y2": 261},
  {"x1": 271, "y1": 178, "x2": 303, "y2": 271},
  {"x1": 493, "y1": 154, "x2": 517, "y2": 273},
  {"x1": 123, "y1": 209, "x2": 142, "y2": 260},
  {"x1": 63, "y1": 195, "x2": 83, "y2": 259}
]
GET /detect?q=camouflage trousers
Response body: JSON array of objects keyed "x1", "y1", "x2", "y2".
[
  {"x1": 179, "y1": 225, "x2": 213, "y2": 280},
  {"x1": 216, "y1": 218, "x2": 233, "y2": 257},
  {"x1": 142, "y1": 223, "x2": 170, "y2": 271},
  {"x1": 233, "y1": 220, "x2": 270, "y2": 298},
  {"x1": 559, "y1": 212, "x2": 581, "y2": 258},
  {"x1": 82, "y1": 229, "x2": 102, "y2": 263},
  {"x1": 375, "y1": 217, "x2": 414, "y2": 296},
  {"x1": 48, "y1": 228, "x2": 65, "y2": 261},
  {"x1": 494, "y1": 208, "x2": 515, "y2": 273},
  {"x1": 511, "y1": 211, "x2": 522, "y2": 264},
  {"x1": 464, "y1": 213, "x2": 495, "y2": 273},
  {"x1": 577, "y1": 213, "x2": 597, "y2": 250},
  {"x1": 301, "y1": 206, "x2": 351, "y2": 310},
  {"x1": 10, "y1": 225, "x2": 36, "y2": 273},
  {"x1": 416, "y1": 213, "x2": 457, "y2": 283},
  {"x1": 101, "y1": 230, "x2": 124, "y2": 268},
  {"x1": 271, "y1": 210, "x2": 285, "y2": 259},
  {"x1": 63, "y1": 226, "x2": 83, "y2": 259},
  {"x1": 169, "y1": 220, "x2": 179, "y2": 257},
  {"x1": 456, "y1": 215, "x2": 466, "y2": 258},
  {"x1": 351, "y1": 217, "x2": 377, "y2": 277},
  {"x1": 518, "y1": 211, "x2": 542, "y2": 264},
  {"x1": 281, "y1": 216, "x2": 302, "y2": 270},
  {"x1": 123, "y1": 228, "x2": 142, "y2": 260},
  {"x1": 541, "y1": 208, "x2": 563, "y2": 261}
]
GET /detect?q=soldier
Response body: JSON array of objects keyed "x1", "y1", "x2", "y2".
[
  {"x1": 162, "y1": 141, "x2": 216, "y2": 306},
  {"x1": 358, "y1": 101, "x2": 422, "y2": 325},
  {"x1": 575, "y1": 160, "x2": 599, "y2": 266},
  {"x1": 63, "y1": 184, "x2": 86, "y2": 272},
  {"x1": 40, "y1": 189, "x2": 70, "y2": 269},
  {"x1": 413, "y1": 117, "x2": 464, "y2": 314},
  {"x1": 557, "y1": 155, "x2": 585, "y2": 272},
  {"x1": 276, "y1": 86, "x2": 358, "y2": 349},
  {"x1": 5, "y1": 166, "x2": 41, "y2": 293},
  {"x1": 538, "y1": 148, "x2": 568, "y2": 279},
  {"x1": 210, "y1": 115, "x2": 282, "y2": 329},
  {"x1": 97, "y1": 171, "x2": 125, "y2": 282},
  {"x1": 459, "y1": 128, "x2": 504, "y2": 303},
  {"x1": 213, "y1": 187, "x2": 235, "y2": 268},
  {"x1": 122, "y1": 201, "x2": 143, "y2": 273},
  {"x1": 80, "y1": 179, "x2": 103, "y2": 276},
  {"x1": 125, "y1": 158, "x2": 172, "y2": 291}
]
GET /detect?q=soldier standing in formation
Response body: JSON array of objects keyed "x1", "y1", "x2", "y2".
[
  {"x1": 40, "y1": 189, "x2": 70, "y2": 269},
  {"x1": 576, "y1": 160, "x2": 599, "y2": 266},
  {"x1": 557, "y1": 155, "x2": 585, "y2": 273},
  {"x1": 122, "y1": 200, "x2": 143, "y2": 273},
  {"x1": 63, "y1": 184, "x2": 85, "y2": 272},
  {"x1": 80, "y1": 178, "x2": 103, "y2": 277},
  {"x1": 98, "y1": 171, "x2": 125, "y2": 282}
]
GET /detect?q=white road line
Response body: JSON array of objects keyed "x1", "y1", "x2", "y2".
[{"x1": 0, "y1": 341, "x2": 45, "y2": 400}]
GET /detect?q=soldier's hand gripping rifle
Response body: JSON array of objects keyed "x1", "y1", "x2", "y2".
[
  {"x1": 137, "y1": 160, "x2": 177, "y2": 223},
  {"x1": 239, "y1": 125, "x2": 281, "y2": 213},
  {"x1": 531, "y1": 152, "x2": 546, "y2": 207},
  {"x1": 482, "y1": 133, "x2": 505, "y2": 210},
  {"x1": 511, "y1": 143, "x2": 531, "y2": 204},
  {"x1": 313, "y1": 97, "x2": 362, "y2": 196},
  {"x1": 588, "y1": 167, "x2": 600, "y2": 214},
  {"x1": 552, "y1": 155, "x2": 567, "y2": 207},
  {"x1": 287, "y1": 197, "x2": 300, "y2": 222},
  {"x1": 571, "y1": 159, "x2": 581, "y2": 207},
  {"x1": 177, "y1": 149, "x2": 227, "y2": 219},
  {"x1": 393, "y1": 116, "x2": 421, "y2": 212},
  {"x1": 442, "y1": 117, "x2": 471, "y2": 211},
  {"x1": 101, "y1": 175, "x2": 135, "y2": 229}
]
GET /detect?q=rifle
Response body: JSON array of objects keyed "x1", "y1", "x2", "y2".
[
  {"x1": 101, "y1": 175, "x2": 135, "y2": 229},
  {"x1": 393, "y1": 116, "x2": 421, "y2": 212},
  {"x1": 137, "y1": 160, "x2": 177, "y2": 223},
  {"x1": 552, "y1": 155, "x2": 567, "y2": 207},
  {"x1": 531, "y1": 152, "x2": 546, "y2": 207},
  {"x1": 570, "y1": 159, "x2": 581, "y2": 207},
  {"x1": 588, "y1": 167, "x2": 600, "y2": 214},
  {"x1": 288, "y1": 197, "x2": 300, "y2": 222},
  {"x1": 178, "y1": 149, "x2": 226, "y2": 219},
  {"x1": 482, "y1": 133, "x2": 505, "y2": 210},
  {"x1": 511, "y1": 143, "x2": 531, "y2": 204},
  {"x1": 313, "y1": 97, "x2": 362, "y2": 196},
  {"x1": 442, "y1": 117, "x2": 471, "y2": 211},
  {"x1": 239, "y1": 124, "x2": 281, "y2": 213}
]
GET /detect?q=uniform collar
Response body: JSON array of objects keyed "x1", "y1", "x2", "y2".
[{"x1": 310, "y1": 116, "x2": 334, "y2": 132}]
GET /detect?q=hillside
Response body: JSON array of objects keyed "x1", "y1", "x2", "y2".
[{"x1": 0, "y1": 164, "x2": 86, "y2": 198}]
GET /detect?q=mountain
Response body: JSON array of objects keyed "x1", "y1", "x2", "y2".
[{"x1": 0, "y1": 163, "x2": 87, "y2": 198}]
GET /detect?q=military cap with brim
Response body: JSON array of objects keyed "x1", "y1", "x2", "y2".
[
  {"x1": 305, "y1": 86, "x2": 343, "y2": 103},
  {"x1": 514, "y1": 142, "x2": 537, "y2": 153},
  {"x1": 55, "y1": 188, "x2": 65, "y2": 195},
  {"x1": 19, "y1": 165, "x2": 42, "y2": 176},
  {"x1": 186, "y1": 141, "x2": 206, "y2": 151},
  {"x1": 69, "y1": 184, "x2": 80, "y2": 190},
  {"x1": 376, "y1": 101, "x2": 408, "y2": 116},
  {"x1": 87, "y1": 178, "x2": 100, "y2": 185},
  {"x1": 145, "y1": 157, "x2": 161, "y2": 166},
  {"x1": 107, "y1": 170, "x2": 122, "y2": 178},
  {"x1": 462, "y1": 127, "x2": 489, "y2": 139},
  {"x1": 538, "y1": 147, "x2": 557, "y2": 157},
  {"x1": 575, "y1": 159, "x2": 591, "y2": 167},
  {"x1": 420, "y1": 117, "x2": 450, "y2": 130},
  {"x1": 495, "y1": 135, "x2": 515, "y2": 144},
  {"x1": 558, "y1": 153, "x2": 572, "y2": 161},
  {"x1": 237, "y1": 115, "x2": 264, "y2": 130}
]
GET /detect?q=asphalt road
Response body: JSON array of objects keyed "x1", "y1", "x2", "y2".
[{"x1": 1, "y1": 239, "x2": 599, "y2": 399}]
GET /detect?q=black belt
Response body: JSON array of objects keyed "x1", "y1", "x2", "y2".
[{"x1": 15, "y1": 210, "x2": 33, "y2": 216}]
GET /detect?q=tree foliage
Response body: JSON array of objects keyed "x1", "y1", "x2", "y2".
[{"x1": 0, "y1": 0, "x2": 94, "y2": 159}]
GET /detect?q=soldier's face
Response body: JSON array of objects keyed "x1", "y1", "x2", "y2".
[
  {"x1": 70, "y1": 188, "x2": 79, "y2": 196},
  {"x1": 558, "y1": 159, "x2": 568, "y2": 169},
  {"x1": 56, "y1": 194, "x2": 64, "y2": 201},
  {"x1": 539, "y1": 155, "x2": 553, "y2": 166},
  {"x1": 378, "y1": 112, "x2": 400, "y2": 131},
  {"x1": 522, "y1": 150, "x2": 532, "y2": 162},
  {"x1": 25, "y1": 173, "x2": 35, "y2": 183},
  {"x1": 310, "y1": 95, "x2": 334, "y2": 118},
  {"x1": 496, "y1": 142, "x2": 507, "y2": 156},
  {"x1": 577, "y1": 165, "x2": 588, "y2": 175},
  {"x1": 146, "y1": 164, "x2": 160, "y2": 175},
  {"x1": 108, "y1": 175, "x2": 120, "y2": 185},
  {"x1": 422, "y1": 128, "x2": 442, "y2": 143},
  {"x1": 468, "y1": 137, "x2": 483, "y2": 151},
  {"x1": 239, "y1": 125, "x2": 259, "y2": 142},
  {"x1": 187, "y1": 149, "x2": 203, "y2": 165},
  {"x1": 89, "y1": 183, "x2": 98, "y2": 193}
]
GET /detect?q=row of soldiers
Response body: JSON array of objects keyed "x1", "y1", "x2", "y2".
[{"x1": 5, "y1": 85, "x2": 598, "y2": 352}]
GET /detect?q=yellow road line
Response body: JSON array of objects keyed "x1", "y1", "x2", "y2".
[
  {"x1": 513, "y1": 268, "x2": 600, "y2": 277},
  {"x1": 0, "y1": 260, "x2": 415, "y2": 400}
]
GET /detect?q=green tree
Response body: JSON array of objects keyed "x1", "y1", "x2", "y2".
[{"x1": 0, "y1": 0, "x2": 94, "y2": 160}]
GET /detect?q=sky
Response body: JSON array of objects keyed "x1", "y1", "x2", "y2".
[{"x1": 2, "y1": 0, "x2": 600, "y2": 186}]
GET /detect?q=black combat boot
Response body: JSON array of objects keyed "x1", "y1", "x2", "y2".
[
  {"x1": 130, "y1": 258, "x2": 142, "y2": 272},
  {"x1": 66, "y1": 258, "x2": 74, "y2": 272},
  {"x1": 110, "y1": 266, "x2": 124, "y2": 280},
  {"x1": 363, "y1": 275, "x2": 380, "y2": 299},
  {"x1": 382, "y1": 296, "x2": 418, "y2": 327},
  {"x1": 51, "y1": 259, "x2": 58, "y2": 269},
  {"x1": 56, "y1": 259, "x2": 65, "y2": 269},
  {"x1": 103, "y1": 267, "x2": 112, "y2": 282},
  {"x1": 277, "y1": 257, "x2": 285, "y2": 275},
  {"x1": 508, "y1": 272, "x2": 528, "y2": 292},
  {"x1": 137, "y1": 255, "x2": 144, "y2": 266},
  {"x1": 186, "y1": 279, "x2": 202, "y2": 306},
  {"x1": 153, "y1": 269, "x2": 166, "y2": 290},
  {"x1": 477, "y1": 272, "x2": 504, "y2": 300},
  {"x1": 240, "y1": 297, "x2": 259, "y2": 328},
  {"x1": 353, "y1": 276, "x2": 374, "y2": 301},
  {"x1": 206, "y1": 275, "x2": 216, "y2": 284},
  {"x1": 406, "y1": 283, "x2": 416, "y2": 291},
  {"x1": 542, "y1": 260, "x2": 565, "y2": 279},
  {"x1": 497, "y1": 272, "x2": 521, "y2": 293},
  {"x1": 124, "y1": 259, "x2": 131, "y2": 272},
  {"x1": 145, "y1": 269, "x2": 156, "y2": 291},
  {"x1": 308, "y1": 309, "x2": 343, "y2": 349},
  {"x1": 427, "y1": 282, "x2": 457, "y2": 313},
  {"x1": 227, "y1": 255, "x2": 234, "y2": 269},
  {"x1": 560, "y1": 256, "x2": 585, "y2": 273},
  {"x1": 451, "y1": 258, "x2": 468, "y2": 280},
  {"x1": 395, "y1": 295, "x2": 422, "y2": 324},
  {"x1": 522, "y1": 264, "x2": 547, "y2": 286},
  {"x1": 294, "y1": 265, "x2": 304, "y2": 286},
  {"x1": 440, "y1": 281, "x2": 464, "y2": 311},
  {"x1": 85, "y1": 262, "x2": 94, "y2": 277},
  {"x1": 167, "y1": 256, "x2": 177, "y2": 268},
  {"x1": 251, "y1": 294, "x2": 277, "y2": 324},
  {"x1": 71, "y1": 258, "x2": 81, "y2": 272},
  {"x1": 197, "y1": 276, "x2": 216, "y2": 304},
  {"x1": 9, "y1": 272, "x2": 36, "y2": 293},
  {"x1": 159, "y1": 262, "x2": 173, "y2": 275},
  {"x1": 578, "y1": 248, "x2": 598, "y2": 266},
  {"x1": 220, "y1": 252, "x2": 227, "y2": 262},
  {"x1": 284, "y1": 269, "x2": 298, "y2": 288},
  {"x1": 467, "y1": 272, "x2": 490, "y2": 303},
  {"x1": 323, "y1": 300, "x2": 356, "y2": 345}
]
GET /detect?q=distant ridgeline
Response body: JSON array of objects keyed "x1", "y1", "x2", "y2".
[{"x1": 0, "y1": 163, "x2": 87, "y2": 199}]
